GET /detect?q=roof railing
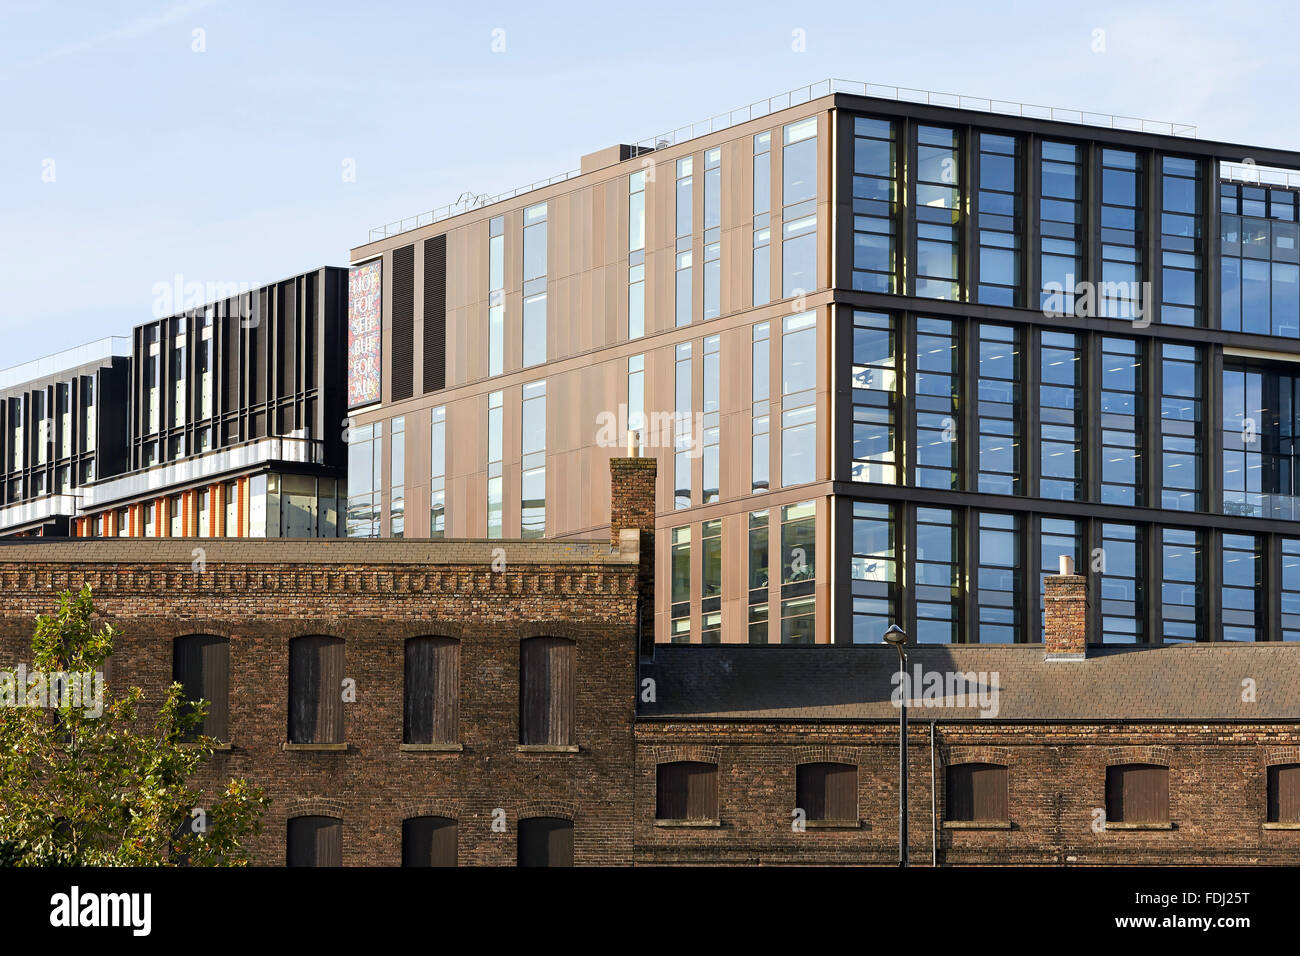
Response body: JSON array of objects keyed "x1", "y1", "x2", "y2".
[
  {"x1": 367, "y1": 77, "x2": 1198, "y2": 242},
  {"x1": 1220, "y1": 161, "x2": 1300, "y2": 190}
]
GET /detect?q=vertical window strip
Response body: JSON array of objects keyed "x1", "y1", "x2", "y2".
[
  {"x1": 915, "y1": 506, "x2": 958, "y2": 644},
  {"x1": 675, "y1": 157, "x2": 693, "y2": 328},
  {"x1": 1038, "y1": 330, "x2": 1081, "y2": 501},
  {"x1": 488, "y1": 215, "x2": 505, "y2": 376},
  {"x1": 1100, "y1": 337, "x2": 1143, "y2": 507},
  {"x1": 1160, "y1": 527, "x2": 1201, "y2": 642},
  {"x1": 977, "y1": 323, "x2": 1020, "y2": 495},
  {"x1": 703, "y1": 148, "x2": 722, "y2": 320},
  {"x1": 670, "y1": 525, "x2": 691, "y2": 643},
  {"x1": 748, "y1": 510, "x2": 770, "y2": 644},
  {"x1": 976, "y1": 511, "x2": 1020, "y2": 644},
  {"x1": 1099, "y1": 149, "x2": 1144, "y2": 319},
  {"x1": 915, "y1": 125, "x2": 961, "y2": 300},
  {"x1": 753, "y1": 132, "x2": 771, "y2": 307},
  {"x1": 1160, "y1": 156, "x2": 1202, "y2": 327},
  {"x1": 1221, "y1": 533, "x2": 1261, "y2": 642},
  {"x1": 1159, "y1": 343, "x2": 1202, "y2": 512},
  {"x1": 1039, "y1": 141, "x2": 1083, "y2": 313},
  {"x1": 487, "y1": 391, "x2": 503, "y2": 538},
  {"x1": 429, "y1": 406, "x2": 446, "y2": 538},
  {"x1": 781, "y1": 117, "x2": 818, "y2": 299},
  {"x1": 521, "y1": 380, "x2": 546, "y2": 539},
  {"x1": 752, "y1": 322, "x2": 770, "y2": 493},
  {"x1": 702, "y1": 335, "x2": 720, "y2": 503},
  {"x1": 850, "y1": 500, "x2": 895, "y2": 644},
  {"x1": 674, "y1": 342, "x2": 692, "y2": 509},
  {"x1": 976, "y1": 133, "x2": 1021, "y2": 306},
  {"x1": 851, "y1": 310, "x2": 896, "y2": 484},
  {"x1": 628, "y1": 173, "x2": 646, "y2": 340},
  {"x1": 779, "y1": 500, "x2": 816, "y2": 644},
  {"x1": 851, "y1": 115, "x2": 896, "y2": 293},
  {"x1": 781, "y1": 311, "x2": 817, "y2": 487},
  {"x1": 1100, "y1": 522, "x2": 1143, "y2": 644}
]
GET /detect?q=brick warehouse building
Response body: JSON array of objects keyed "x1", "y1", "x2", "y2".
[
  {"x1": 0, "y1": 457, "x2": 655, "y2": 867},
  {"x1": 2, "y1": 457, "x2": 1299, "y2": 865}
]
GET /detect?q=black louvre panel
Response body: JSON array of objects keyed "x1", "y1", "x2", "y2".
[
  {"x1": 391, "y1": 244, "x2": 415, "y2": 401},
  {"x1": 423, "y1": 235, "x2": 446, "y2": 394}
]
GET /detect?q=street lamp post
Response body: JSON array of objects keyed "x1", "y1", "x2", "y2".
[{"x1": 883, "y1": 624, "x2": 908, "y2": 867}]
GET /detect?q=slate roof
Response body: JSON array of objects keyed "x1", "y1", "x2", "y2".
[{"x1": 638, "y1": 644, "x2": 1300, "y2": 722}]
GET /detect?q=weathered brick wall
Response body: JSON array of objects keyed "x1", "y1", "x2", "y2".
[
  {"x1": 0, "y1": 545, "x2": 641, "y2": 866},
  {"x1": 635, "y1": 722, "x2": 1300, "y2": 865}
]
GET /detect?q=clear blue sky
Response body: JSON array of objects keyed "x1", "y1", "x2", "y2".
[{"x1": 2, "y1": 0, "x2": 1297, "y2": 367}]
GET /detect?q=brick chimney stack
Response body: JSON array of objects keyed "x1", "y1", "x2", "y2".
[
  {"x1": 1044, "y1": 554, "x2": 1087, "y2": 661},
  {"x1": 610, "y1": 452, "x2": 657, "y2": 657}
]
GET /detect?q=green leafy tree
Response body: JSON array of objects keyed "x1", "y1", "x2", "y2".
[{"x1": 0, "y1": 586, "x2": 268, "y2": 865}]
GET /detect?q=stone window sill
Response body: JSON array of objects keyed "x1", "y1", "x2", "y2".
[
  {"x1": 1104, "y1": 821, "x2": 1172, "y2": 831},
  {"x1": 282, "y1": 742, "x2": 348, "y2": 752},
  {"x1": 179, "y1": 741, "x2": 232, "y2": 751},
  {"x1": 943, "y1": 820, "x2": 1012, "y2": 830},
  {"x1": 654, "y1": 819, "x2": 721, "y2": 828},
  {"x1": 400, "y1": 743, "x2": 463, "y2": 753},
  {"x1": 803, "y1": 820, "x2": 863, "y2": 830},
  {"x1": 516, "y1": 744, "x2": 580, "y2": 754},
  {"x1": 1262, "y1": 822, "x2": 1300, "y2": 830}
]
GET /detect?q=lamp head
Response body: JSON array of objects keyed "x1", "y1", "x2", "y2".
[{"x1": 882, "y1": 624, "x2": 907, "y2": 647}]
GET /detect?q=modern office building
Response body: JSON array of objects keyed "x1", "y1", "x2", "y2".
[
  {"x1": 345, "y1": 78, "x2": 1300, "y2": 646},
  {"x1": 0, "y1": 338, "x2": 131, "y2": 537},
  {"x1": 0, "y1": 267, "x2": 351, "y2": 540}
]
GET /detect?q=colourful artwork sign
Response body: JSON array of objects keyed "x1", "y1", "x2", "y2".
[{"x1": 347, "y1": 260, "x2": 382, "y2": 408}]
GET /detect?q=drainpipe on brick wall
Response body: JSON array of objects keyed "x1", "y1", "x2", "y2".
[
  {"x1": 1044, "y1": 555, "x2": 1088, "y2": 661},
  {"x1": 930, "y1": 720, "x2": 937, "y2": 867}
]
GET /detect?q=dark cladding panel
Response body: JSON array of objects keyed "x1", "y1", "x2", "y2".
[
  {"x1": 423, "y1": 235, "x2": 446, "y2": 394},
  {"x1": 391, "y1": 244, "x2": 415, "y2": 402}
]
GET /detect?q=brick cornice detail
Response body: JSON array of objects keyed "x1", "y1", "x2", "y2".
[{"x1": 0, "y1": 565, "x2": 635, "y2": 599}]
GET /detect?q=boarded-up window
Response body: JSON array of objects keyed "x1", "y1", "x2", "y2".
[
  {"x1": 286, "y1": 815, "x2": 342, "y2": 866},
  {"x1": 796, "y1": 762, "x2": 858, "y2": 822},
  {"x1": 656, "y1": 761, "x2": 719, "y2": 821},
  {"x1": 288, "y1": 635, "x2": 344, "y2": 744},
  {"x1": 946, "y1": 763, "x2": 1009, "y2": 822},
  {"x1": 404, "y1": 636, "x2": 459, "y2": 744},
  {"x1": 517, "y1": 817, "x2": 573, "y2": 867},
  {"x1": 172, "y1": 634, "x2": 230, "y2": 741},
  {"x1": 1106, "y1": 764, "x2": 1169, "y2": 824},
  {"x1": 1268, "y1": 764, "x2": 1300, "y2": 824},
  {"x1": 519, "y1": 637, "x2": 575, "y2": 745},
  {"x1": 402, "y1": 816, "x2": 457, "y2": 866}
]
